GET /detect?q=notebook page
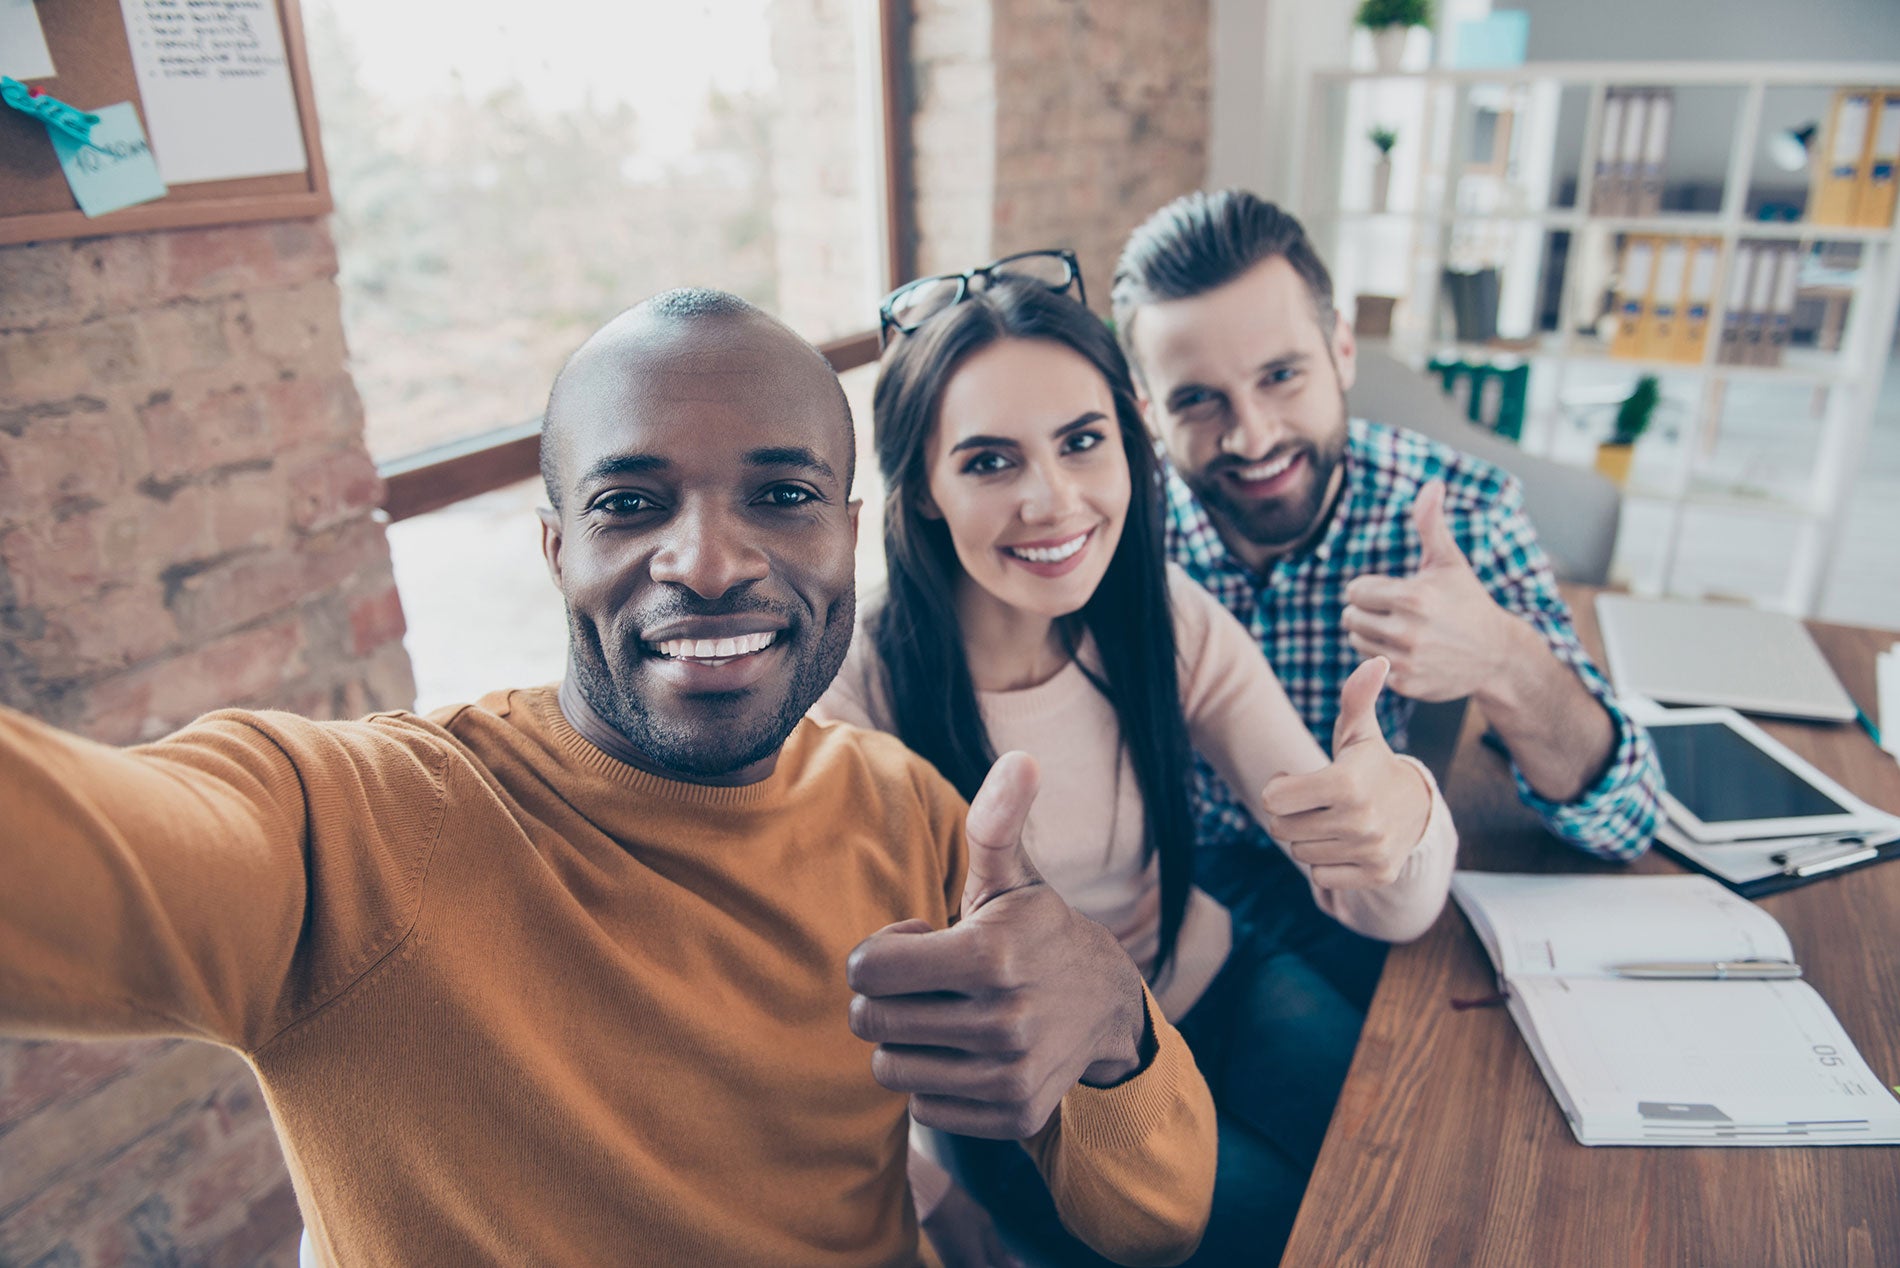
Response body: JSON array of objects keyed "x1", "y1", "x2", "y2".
[
  {"x1": 1511, "y1": 976, "x2": 1900, "y2": 1144},
  {"x1": 1451, "y1": 873, "x2": 1792, "y2": 978}
]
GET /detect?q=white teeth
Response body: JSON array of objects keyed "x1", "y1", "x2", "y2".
[
  {"x1": 652, "y1": 631, "x2": 777, "y2": 660},
  {"x1": 1235, "y1": 452, "x2": 1295, "y2": 482},
  {"x1": 1007, "y1": 532, "x2": 1090, "y2": 564}
]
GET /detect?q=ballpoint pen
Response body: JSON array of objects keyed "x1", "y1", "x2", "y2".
[{"x1": 1610, "y1": 960, "x2": 1804, "y2": 980}]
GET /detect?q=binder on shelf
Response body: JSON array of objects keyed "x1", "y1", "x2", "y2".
[
  {"x1": 1765, "y1": 246, "x2": 1802, "y2": 366},
  {"x1": 1742, "y1": 243, "x2": 1782, "y2": 366},
  {"x1": 1812, "y1": 89, "x2": 1872, "y2": 226},
  {"x1": 1642, "y1": 237, "x2": 1689, "y2": 358},
  {"x1": 1674, "y1": 237, "x2": 1721, "y2": 364},
  {"x1": 1636, "y1": 89, "x2": 1673, "y2": 216},
  {"x1": 1717, "y1": 243, "x2": 1755, "y2": 365},
  {"x1": 1614, "y1": 90, "x2": 1649, "y2": 219},
  {"x1": 1860, "y1": 90, "x2": 1900, "y2": 228},
  {"x1": 1610, "y1": 235, "x2": 1656, "y2": 359},
  {"x1": 1591, "y1": 91, "x2": 1627, "y2": 215}
]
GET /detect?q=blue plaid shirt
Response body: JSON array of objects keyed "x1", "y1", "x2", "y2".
[{"x1": 1165, "y1": 418, "x2": 1661, "y2": 862}]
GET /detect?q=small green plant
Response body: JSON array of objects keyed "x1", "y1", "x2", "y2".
[
  {"x1": 1369, "y1": 126, "x2": 1399, "y2": 156},
  {"x1": 1355, "y1": 0, "x2": 1434, "y2": 30},
  {"x1": 1610, "y1": 375, "x2": 1660, "y2": 446}
]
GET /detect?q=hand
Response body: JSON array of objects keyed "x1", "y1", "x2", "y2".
[
  {"x1": 1341, "y1": 478, "x2": 1523, "y2": 702},
  {"x1": 846, "y1": 752, "x2": 1150, "y2": 1140},
  {"x1": 1260, "y1": 657, "x2": 1431, "y2": 890},
  {"x1": 921, "y1": 1180, "x2": 1025, "y2": 1268}
]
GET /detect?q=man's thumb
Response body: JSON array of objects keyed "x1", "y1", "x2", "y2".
[
  {"x1": 1411, "y1": 479, "x2": 1463, "y2": 569},
  {"x1": 1333, "y1": 656, "x2": 1391, "y2": 754},
  {"x1": 962, "y1": 751, "x2": 1042, "y2": 912}
]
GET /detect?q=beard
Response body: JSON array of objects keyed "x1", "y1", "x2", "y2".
[
  {"x1": 566, "y1": 586, "x2": 856, "y2": 779},
  {"x1": 1187, "y1": 391, "x2": 1349, "y2": 555}
]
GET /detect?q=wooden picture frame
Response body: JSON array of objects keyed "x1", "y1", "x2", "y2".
[{"x1": 0, "y1": 0, "x2": 329, "y2": 245}]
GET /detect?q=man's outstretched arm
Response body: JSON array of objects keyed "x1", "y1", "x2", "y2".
[{"x1": 0, "y1": 705, "x2": 442, "y2": 1049}]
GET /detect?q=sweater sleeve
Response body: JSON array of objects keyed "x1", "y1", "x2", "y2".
[
  {"x1": 1022, "y1": 983, "x2": 1217, "y2": 1267},
  {"x1": 0, "y1": 704, "x2": 447, "y2": 1051},
  {"x1": 1170, "y1": 567, "x2": 1456, "y2": 943}
]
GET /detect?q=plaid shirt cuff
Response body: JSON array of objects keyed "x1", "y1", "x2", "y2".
[{"x1": 1508, "y1": 697, "x2": 1661, "y2": 862}]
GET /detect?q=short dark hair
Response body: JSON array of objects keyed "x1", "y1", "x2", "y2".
[
  {"x1": 1111, "y1": 190, "x2": 1336, "y2": 371},
  {"x1": 539, "y1": 287, "x2": 854, "y2": 512}
]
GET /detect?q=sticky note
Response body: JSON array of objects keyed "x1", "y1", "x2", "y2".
[
  {"x1": 47, "y1": 101, "x2": 167, "y2": 217},
  {"x1": 0, "y1": 0, "x2": 56, "y2": 80}
]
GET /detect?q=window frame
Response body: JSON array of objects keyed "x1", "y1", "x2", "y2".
[{"x1": 378, "y1": 1, "x2": 911, "y2": 524}]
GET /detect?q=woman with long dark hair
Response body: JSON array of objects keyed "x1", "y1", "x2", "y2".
[{"x1": 812, "y1": 261, "x2": 1456, "y2": 1265}]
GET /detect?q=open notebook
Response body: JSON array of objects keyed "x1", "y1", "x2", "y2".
[{"x1": 1451, "y1": 872, "x2": 1900, "y2": 1146}]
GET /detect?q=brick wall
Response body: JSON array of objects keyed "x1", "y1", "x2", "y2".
[
  {"x1": 909, "y1": 0, "x2": 1210, "y2": 307},
  {"x1": 0, "y1": 220, "x2": 414, "y2": 1266}
]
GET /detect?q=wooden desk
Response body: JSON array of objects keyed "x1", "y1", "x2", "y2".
[{"x1": 1282, "y1": 596, "x2": 1900, "y2": 1267}]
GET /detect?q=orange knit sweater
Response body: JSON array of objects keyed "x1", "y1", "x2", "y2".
[{"x1": 0, "y1": 687, "x2": 1214, "y2": 1266}]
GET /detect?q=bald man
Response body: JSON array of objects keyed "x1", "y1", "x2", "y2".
[{"x1": 0, "y1": 291, "x2": 1215, "y2": 1268}]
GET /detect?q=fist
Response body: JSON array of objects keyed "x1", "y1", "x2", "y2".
[
  {"x1": 1341, "y1": 479, "x2": 1518, "y2": 702},
  {"x1": 846, "y1": 753, "x2": 1149, "y2": 1139},
  {"x1": 1260, "y1": 657, "x2": 1431, "y2": 889}
]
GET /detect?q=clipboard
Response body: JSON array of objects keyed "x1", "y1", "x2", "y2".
[{"x1": 1653, "y1": 822, "x2": 1900, "y2": 899}]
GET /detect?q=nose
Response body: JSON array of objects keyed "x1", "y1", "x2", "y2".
[
  {"x1": 1220, "y1": 393, "x2": 1280, "y2": 461},
  {"x1": 1019, "y1": 460, "x2": 1083, "y2": 525},
  {"x1": 647, "y1": 500, "x2": 770, "y2": 599}
]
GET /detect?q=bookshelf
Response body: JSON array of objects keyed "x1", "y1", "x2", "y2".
[{"x1": 1295, "y1": 61, "x2": 1900, "y2": 615}]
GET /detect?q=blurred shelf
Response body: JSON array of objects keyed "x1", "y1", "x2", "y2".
[
  {"x1": 1316, "y1": 62, "x2": 1900, "y2": 88},
  {"x1": 1621, "y1": 481, "x2": 1820, "y2": 519},
  {"x1": 1326, "y1": 208, "x2": 1897, "y2": 243},
  {"x1": 1364, "y1": 336, "x2": 1854, "y2": 386}
]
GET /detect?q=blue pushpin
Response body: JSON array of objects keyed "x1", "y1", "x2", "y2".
[{"x1": 1, "y1": 76, "x2": 99, "y2": 146}]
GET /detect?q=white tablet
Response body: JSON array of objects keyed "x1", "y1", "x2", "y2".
[{"x1": 1645, "y1": 707, "x2": 1883, "y2": 842}]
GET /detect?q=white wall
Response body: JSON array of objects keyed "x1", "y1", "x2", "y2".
[{"x1": 1207, "y1": 0, "x2": 1353, "y2": 202}]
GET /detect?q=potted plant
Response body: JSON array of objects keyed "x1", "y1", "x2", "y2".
[
  {"x1": 1369, "y1": 126, "x2": 1398, "y2": 212},
  {"x1": 1594, "y1": 374, "x2": 1659, "y2": 485},
  {"x1": 1357, "y1": 0, "x2": 1433, "y2": 72}
]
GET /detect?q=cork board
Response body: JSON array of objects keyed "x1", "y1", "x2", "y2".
[{"x1": 0, "y1": 0, "x2": 328, "y2": 245}]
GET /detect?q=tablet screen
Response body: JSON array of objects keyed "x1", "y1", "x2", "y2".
[{"x1": 1649, "y1": 721, "x2": 1852, "y2": 823}]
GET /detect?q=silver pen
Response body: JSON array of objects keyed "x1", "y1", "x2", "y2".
[
  {"x1": 1610, "y1": 960, "x2": 1804, "y2": 980},
  {"x1": 1786, "y1": 844, "x2": 1880, "y2": 878}
]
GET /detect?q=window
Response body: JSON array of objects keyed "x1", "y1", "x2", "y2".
[{"x1": 304, "y1": 0, "x2": 895, "y2": 467}]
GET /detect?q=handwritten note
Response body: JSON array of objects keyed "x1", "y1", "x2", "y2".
[
  {"x1": 49, "y1": 102, "x2": 167, "y2": 216},
  {"x1": 119, "y1": 0, "x2": 306, "y2": 184},
  {"x1": 0, "y1": 0, "x2": 55, "y2": 80}
]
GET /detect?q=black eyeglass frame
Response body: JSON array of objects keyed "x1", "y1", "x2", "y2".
[{"x1": 877, "y1": 248, "x2": 1086, "y2": 347}]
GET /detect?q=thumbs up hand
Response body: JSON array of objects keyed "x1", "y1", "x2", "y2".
[
  {"x1": 1341, "y1": 479, "x2": 1526, "y2": 703},
  {"x1": 846, "y1": 752, "x2": 1150, "y2": 1140},
  {"x1": 1260, "y1": 658, "x2": 1433, "y2": 890}
]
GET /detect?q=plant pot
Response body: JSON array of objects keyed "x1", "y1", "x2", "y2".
[
  {"x1": 1371, "y1": 156, "x2": 1392, "y2": 212},
  {"x1": 1594, "y1": 442, "x2": 1634, "y2": 486},
  {"x1": 1372, "y1": 25, "x2": 1409, "y2": 72}
]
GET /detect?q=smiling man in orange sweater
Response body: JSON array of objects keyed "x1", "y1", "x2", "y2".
[{"x1": 0, "y1": 291, "x2": 1215, "y2": 1266}]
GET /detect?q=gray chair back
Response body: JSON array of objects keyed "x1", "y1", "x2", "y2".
[{"x1": 1346, "y1": 347, "x2": 1622, "y2": 586}]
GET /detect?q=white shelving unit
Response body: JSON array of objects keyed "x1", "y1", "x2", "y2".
[{"x1": 1295, "y1": 61, "x2": 1900, "y2": 615}]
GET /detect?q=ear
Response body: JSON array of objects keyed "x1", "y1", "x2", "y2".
[
  {"x1": 1134, "y1": 388, "x2": 1163, "y2": 438},
  {"x1": 537, "y1": 505, "x2": 565, "y2": 587},
  {"x1": 847, "y1": 497, "x2": 863, "y2": 546},
  {"x1": 1330, "y1": 309, "x2": 1358, "y2": 394},
  {"x1": 916, "y1": 488, "x2": 943, "y2": 521}
]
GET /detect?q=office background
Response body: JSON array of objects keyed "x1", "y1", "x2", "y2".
[{"x1": 0, "y1": 1, "x2": 1895, "y2": 1263}]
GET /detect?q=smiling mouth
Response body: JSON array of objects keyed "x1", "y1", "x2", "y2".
[
  {"x1": 643, "y1": 630, "x2": 781, "y2": 665},
  {"x1": 1004, "y1": 530, "x2": 1092, "y2": 564},
  {"x1": 1228, "y1": 451, "x2": 1300, "y2": 484}
]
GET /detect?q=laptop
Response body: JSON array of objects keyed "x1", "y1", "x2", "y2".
[{"x1": 1595, "y1": 594, "x2": 1857, "y2": 722}]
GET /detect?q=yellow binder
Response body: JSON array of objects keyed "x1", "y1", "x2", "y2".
[
  {"x1": 1610, "y1": 236, "x2": 1656, "y2": 359},
  {"x1": 1813, "y1": 90, "x2": 1872, "y2": 226},
  {"x1": 1859, "y1": 90, "x2": 1900, "y2": 228},
  {"x1": 1642, "y1": 237, "x2": 1689, "y2": 359},
  {"x1": 1673, "y1": 238, "x2": 1721, "y2": 363}
]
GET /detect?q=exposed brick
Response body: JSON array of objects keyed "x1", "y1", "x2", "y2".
[
  {"x1": 139, "y1": 385, "x2": 274, "y2": 482},
  {"x1": 287, "y1": 445, "x2": 383, "y2": 534},
  {"x1": 242, "y1": 281, "x2": 351, "y2": 370},
  {"x1": 263, "y1": 372, "x2": 368, "y2": 448},
  {"x1": 139, "y1": 300, "x2": 238, "y2": 377},
  {"x1": 0, "y1": 241, "x2": 88, "y2": 331},
  {"x1": 347, "y1": 582, "x2": 408, "y2": 656},
  {"x1": 0, "y1": 1038, "x2": 180, "y2": 1129}
]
